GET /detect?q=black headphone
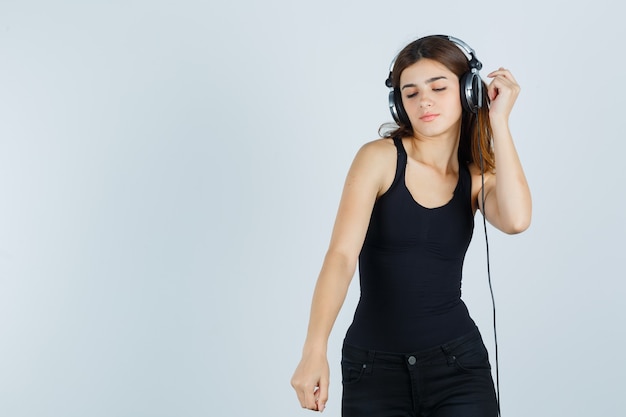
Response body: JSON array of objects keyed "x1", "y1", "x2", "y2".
[{"x1": 385, "y1": 35, "x2": 484, "y2": 125}]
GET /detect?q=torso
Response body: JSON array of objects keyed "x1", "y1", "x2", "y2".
[{"x1": 343, "y1": 136, "x2": 479, "y2": 352}]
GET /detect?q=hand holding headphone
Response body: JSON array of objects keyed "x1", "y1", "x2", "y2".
[{"x1": 485, "y1": 67, "x2": 520, "y2": 121}]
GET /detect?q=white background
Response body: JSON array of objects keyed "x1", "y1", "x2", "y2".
[{"x1": 0, "y1": 1, "x2": 624, "y2": 416}]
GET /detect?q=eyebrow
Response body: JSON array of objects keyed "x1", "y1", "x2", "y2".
[{"x1": 401, "y1": 76, "x2": 448, "y2": 91}]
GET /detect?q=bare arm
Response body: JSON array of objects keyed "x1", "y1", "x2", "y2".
[
  {"x1": 478, "y1": 68, "x2": 532, "y2": 234},
  {"x1": 291, "y1": 139, "x2": 394, "y2": 412}
]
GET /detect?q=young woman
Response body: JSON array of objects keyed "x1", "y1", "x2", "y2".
[{"x1": 291, "y1": 35, "x2": 531, "y2": 416}]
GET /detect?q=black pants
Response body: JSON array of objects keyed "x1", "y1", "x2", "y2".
[{"x1": 341, "y1": 329, "x2": 498, "y2": 417}]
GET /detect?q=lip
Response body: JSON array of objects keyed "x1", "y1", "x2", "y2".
[{"x1": 420, "y1": 113, "x2": 439, "y2": 122}]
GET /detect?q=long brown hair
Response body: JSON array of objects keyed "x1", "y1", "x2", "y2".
[{"x1": 379, "y1": 36, "x2": 495, "y2": 173}]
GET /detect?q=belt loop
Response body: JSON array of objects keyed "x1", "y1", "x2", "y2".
[
  {"x1": 363, "y1": 350, "x2": 375, "y2": 375},
  {"x1": 441, "y1": 345, "x2": 456, "y2": 365}
]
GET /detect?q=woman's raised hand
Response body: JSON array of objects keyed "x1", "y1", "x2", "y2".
[{"x1": 486, "y1": 68, "x2": 521, "y2": 121}]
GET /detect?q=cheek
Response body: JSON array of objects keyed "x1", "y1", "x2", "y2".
[
  {"x1": 400, "y1": 96, "x2": 415, "y2": 111},
  {"x1": 445, "y1": 93, "x2": 463, "y2": 115}
]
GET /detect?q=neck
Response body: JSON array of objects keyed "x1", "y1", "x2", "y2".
[{"x1": 406, "y1": 133, "x2": 460, "y2": 174}]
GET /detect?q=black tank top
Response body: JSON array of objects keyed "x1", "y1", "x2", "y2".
[{"x1": 344, "y1": 137, "x2": 477, "y2": 352}]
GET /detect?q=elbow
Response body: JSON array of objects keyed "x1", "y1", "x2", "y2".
[
  {"x1": 503, "y1": 215, "x2": 531, "y2": 235},
  {"x1": 499, "y1": 198, "x2": 532, "y2": 235},
  {"x1": 323, "y1": 249, "x2": 359, "y2": 276}
]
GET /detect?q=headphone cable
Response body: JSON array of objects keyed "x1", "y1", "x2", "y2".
[{"x1": 478, "y1": 120, "x2": 501, "y2": 417}]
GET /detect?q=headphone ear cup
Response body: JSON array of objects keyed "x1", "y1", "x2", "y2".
[
  {"x1": 460, "y1": 71, "x2": 483, "y2": 113},
  {"x1": 388, "y1": 89, "x2": 400, "y2": 124},
  {"x1": 391, "y1": 88, "x2": 410, "y2": 126}
]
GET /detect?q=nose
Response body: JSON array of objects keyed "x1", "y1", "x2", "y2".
[{"x1": 420, "y1": 95, "x2": 433, "y2": 108}]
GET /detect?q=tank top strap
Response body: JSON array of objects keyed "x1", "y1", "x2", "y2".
[
  {"x1": 456, "y1": 161, "x2": 475, "y2": 217},
  {"x1": 458, "y1": 162, "x2": 472, "y2": 197},
  {"x1": 391, "y1": 136, "x2": 407, "y2": 188}
]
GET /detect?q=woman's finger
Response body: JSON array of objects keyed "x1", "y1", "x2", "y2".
[
  {"x1": 316, "y1": 377, "x2": 329, "y2": 412},
  {"x1": 303, "y1": 384, "x2": 319, "y2": 410},
  {"x1": 488, "y1": 67, "x2": 519, "y2": 85}
]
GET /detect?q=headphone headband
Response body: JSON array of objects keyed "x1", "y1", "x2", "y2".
[{"x1": 437, "y1": 35, "x2": 483, "y2": 71}]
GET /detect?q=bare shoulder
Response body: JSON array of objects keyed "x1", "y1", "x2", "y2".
[
  {"x1": 468, "y1": 162, "x2": 496, "y2": 185},
  {"x1": 351, "y1": 138, "x2": 396, "y2": 170},
  {"x1": 356, "y1": 137, "x2": 395, "y2": 158},
  {"x1": 352, "y1": 138, "x2": 396, "y2": 171},
  {"x1": 349, "y1": 138, "x2": 397, "y2": 197},
  {"x1": 467, "y1": 162, "x2": 495, "y2": 211}
]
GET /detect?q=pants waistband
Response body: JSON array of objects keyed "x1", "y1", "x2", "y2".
[{"x1": 342, "y1": 328, "x2": 483, "y2": 367}]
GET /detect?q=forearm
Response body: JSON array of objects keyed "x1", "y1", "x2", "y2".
[
  {"x1": 301, "y1": 250, "x2": 356, "y2": 356},
  {"x1": 490, "y1": 118, "x2": 532, "y2": 233}
]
